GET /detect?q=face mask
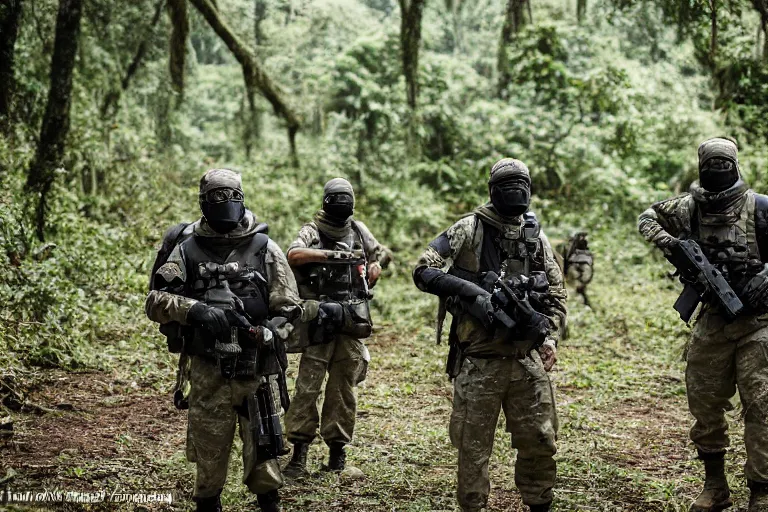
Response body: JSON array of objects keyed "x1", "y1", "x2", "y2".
[
  {"x1": 323, "y1": 193, "x2": 354, "y2": 221},
  {"x1": 201, "y1": 200, "x2": 245, "y2": 234},
  {"x1": 490, "y1": 182, "x2": 530, "y2": 218},
  {"x1": 700, "y1": 171, "x2": 737, "y2": 193}
]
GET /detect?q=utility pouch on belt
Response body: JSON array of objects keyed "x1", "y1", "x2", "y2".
[
  {"x1": 342, "y1": 299, "x2": 373, "y2": 339},
  {"x1": 246, "y1": 382, "x2": 287, "y2": 460}
]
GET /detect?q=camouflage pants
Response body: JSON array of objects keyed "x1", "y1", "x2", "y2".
[
  {"x1": 187, "y1": 356, "x2": 283, "y2": 498},
  {"x1": 450, "y1": 353, "x2": 558, "y2": 510},
  {"x1": 285, "y1": 335, "x2": 368, "y2": 446},
  {"x1": 688, "y1": 309, "x2": 768, "y2": 483}
]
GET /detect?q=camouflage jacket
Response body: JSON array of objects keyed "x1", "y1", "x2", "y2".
[
  {"x1": 637, "y1": 194, "x2": 697, "y2": 249},
  {"x1": 288, "y1": 219, "x2": 384, "y2": 264}
]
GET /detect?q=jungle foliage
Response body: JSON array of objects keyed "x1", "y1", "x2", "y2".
[{"x1": 0, "y1": 0, "x2": 766, "y2": 386}]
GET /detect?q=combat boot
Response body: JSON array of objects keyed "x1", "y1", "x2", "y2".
[
  {"x1": 326, "y1": 442, "x2": 346, "y2": 472},
  {"x1": 194, "y1": 491, "x2": 222, "y2": 512},
  {"x1": 748, "y1": 480, "x2": 768, "y2": 511},
  {"x1": 284, "y1": 442, "x2": 309, "y2": 477},
  {"x1": 528, "y1": 502, "x2": 552, "y2": 512},
  {"x1": 690, "y1": 451, "x2": 732, "y2": 512},
  {"x1": 256, "y1": 489, "x2": 281, "y2": 512}
]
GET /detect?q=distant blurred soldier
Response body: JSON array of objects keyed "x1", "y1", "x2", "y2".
[
  {"x1": 638, "y1": 138, "x2": 768, "y2": 512},
  {"x1": 283, "y1": 178, "x2": 385, "y2": 476},
  {"x1": 412, "y1": 159, "x2": 567, "y2": 512},
  {"x1": 145, "y1": 169, "x2": 309, "y2": 512},
  {"x1": 560, "y1": 231, "x2": 593, "y2": 307}
]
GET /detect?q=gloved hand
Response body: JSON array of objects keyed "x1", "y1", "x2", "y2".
[
  {"x1": 318, "y1": 301, "x2": 344, "y2": 329},
  {"x1": 466, "y1": 294, "x2": 495, "y2": 329},
  {"x1": 743, "y1": 266, "x2": 768, "y2": 311},
  {"x1": 538, "y1": 338, "x2": 557, "y2": 372},
  {"x1": 186, "y1": 302, "x2": 229, "y2": 340}
]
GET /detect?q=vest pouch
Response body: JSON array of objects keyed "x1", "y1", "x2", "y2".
[
  {"x1": 217, "y1": 353, "x2": 259, "y2": 380},
  {"x1": 342, "y1": 299, "x2": 373, "y2": 339}
]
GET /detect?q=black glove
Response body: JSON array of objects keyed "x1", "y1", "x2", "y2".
[
  {"x1": 318, "y1": 301, "x2": 344, "y2": 329},
  {"x1": 310, "y1": 301, "x2": 344, "y2": 345},
  {"x1": 187, "y1": 302, "x2": 230, "y2": 340},
  {"x1": 466, "y1": 294, "x2": 495, "y2": 329}
]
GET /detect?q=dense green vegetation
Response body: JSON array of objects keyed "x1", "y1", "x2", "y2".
[{"x1": 1, "y1": 0, "x2": 767, "y2": 509}]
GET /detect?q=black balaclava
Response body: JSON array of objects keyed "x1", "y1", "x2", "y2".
[
  {"x1": 322, "y1": 178, "x2": 355, "y2": 223},
  {"x1": 199, "y1": 169, "x2": 246, "y2": 234},
  {"x1": 488, "y1": 158, "x2": 532, "y2": 218},
  {"x1": 698, "y1": 138, "x2": 740, "y2": 193}
]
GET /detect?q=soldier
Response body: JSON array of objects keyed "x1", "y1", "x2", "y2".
[
  {"x1": 638, "y1": 138, "x2": 768, "y2": 512},
  {"x1": 560, "y1": 231, "x2": 593, "y2": 307},
  {"x1": 413, "y1": 159, "x2": 567, "y2": 512},
  {"x1": 283, "y1": 178, "x2": 385, "y2": 476},
  {"x1": 145, "y1": 169, "x2": 309, "y2": 512}
]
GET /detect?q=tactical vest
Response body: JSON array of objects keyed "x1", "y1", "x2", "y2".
[
  {"x1": 181, "y1": 233, "x2": 270, "y2": 355},
  {"x1": 296, "y1": 222, "x2": 369, "y2": 302},
  {"x1": 692, "y1": 191, "x2": 763, "y2": 289},
  {"x1": 445, "y1": 212, "x2": 544, "y2": 360},
  {"x1": 450, "y1": 212, "x2": 543, "y2": 283}
]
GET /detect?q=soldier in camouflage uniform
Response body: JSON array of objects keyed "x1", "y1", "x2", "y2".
[
  {"x1": 413, "y1": 159, "x2": 567, "y2": 512},
  {"x1": 145, "y1": 169, "x2": 311, "y2": 512},
  {"x1": 560, "y1": 231, "x2": 593, "y2": 307},
  {"x1": 283, "y1": 178, "x2": 385, "y2": 475},
  {"x1": 638, "y1": 138, "x2": 768, "y2": 512}
]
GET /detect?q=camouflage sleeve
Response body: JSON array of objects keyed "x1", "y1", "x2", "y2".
[
  {"x1": 265, "y1": 239, "x2": 317, "y2": 320},
  {"x1": 414, "y1": 216, "x2": 475, "y2": 275},
  {"x1": 539, "y1": 230, "x2": 567, "y2": 344},
  {"x1": 638, "y1": 194, "x2": 691, "y2": 249},
  {"x1": 144, "y1": 245, "x2": 198, "y2": 324},
  {"x1": 287, "y1": 223, "x2": 320, "y2": 252},
  {"x1": 354, "y1": 220, "x2": 385, "y2": 264}
]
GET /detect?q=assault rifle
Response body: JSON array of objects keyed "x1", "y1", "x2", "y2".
[
  {"x1": 484, "y1": 271, "x2": 550, "y2": 346},
  {"x1": 247, "y1": 380, "x2": 287, "y2": 460},
  {"x1": 666, "y1": 239, "x2": 744, "y2": 322},
  {"x1": 452, "y1": 271, "x2": 551, "y2": 343}
]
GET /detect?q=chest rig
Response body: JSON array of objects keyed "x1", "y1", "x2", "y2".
[
  {"x1": 181, "y1": 233, "x2": 270, "y2": 353},
  {"x1": 693, "y1": 191, "x2": 762, "y2": 289},
  {"x1": 451, "y1": 212, "x2": 543, "y2": 283},
  {"x1": 297, "y1": 223, "x2": 368, "y2": 302}
]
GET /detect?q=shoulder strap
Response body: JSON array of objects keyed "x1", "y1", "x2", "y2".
[
  {"x1": 745, "y1": 191, "x2": 759, "y2": 260},
  {"x1": 350, "y1": 220, "x2": 369, "y2": 266}
]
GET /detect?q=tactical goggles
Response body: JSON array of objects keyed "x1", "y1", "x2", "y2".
[
  {"x1": 200, "y1": 187, "x2": 244, "y2": 204},
  {"x1": 324, "y1": 193, "x2": 354, "y2": 205}
]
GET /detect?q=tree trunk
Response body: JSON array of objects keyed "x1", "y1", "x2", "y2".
[
  {"x1": 398, "y1": 0, "x2": 427, "y2": 111},
  {"x1": 254, "y1": 0, "x2": 267, "y2": 47},
  {"x1": 445, "y1": 0, "x2": 463, "y2": 53},
  {"x1": 576, "y1": 0, "x2": 586, "y2": 24},
  {"x1": 752, "y1": 0, "x2": 768, "y2": 62},
  {"x1": 168, "y1": 0, "x2": 189, "y2": 98},
  {"x1": 26, "y1": 0, "x2": 84, "y2": 241},
  {"x1": 497, "y1": 0, "x2": 528, "y2": 97},
  {"x1": 709, "y1": 0, "x2": 718, "y2": 71},
  {"x1": 0, "y1": 0, "x2": 23, "y2": 132},
  {"x1": 190, "y1": 0, "x2": 301, "y2": 164},
  {"x1": 101, "y1": 0, "x2": 166, "y2": 119}
]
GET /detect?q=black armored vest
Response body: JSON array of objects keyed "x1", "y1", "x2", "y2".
[{"x1": 181, "y1": 233, "x2": 270, "y2": 350}]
